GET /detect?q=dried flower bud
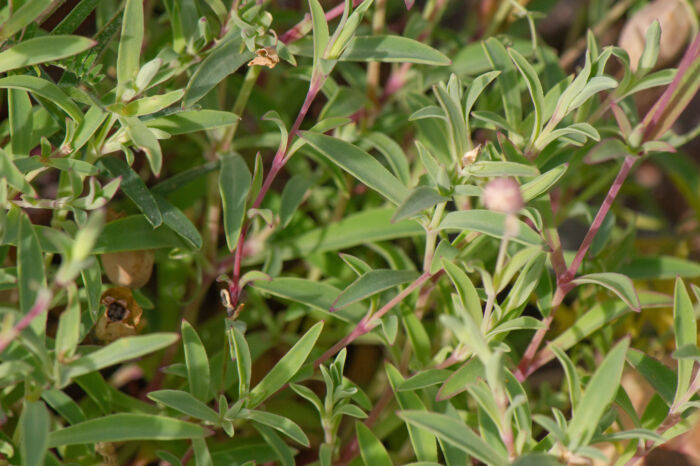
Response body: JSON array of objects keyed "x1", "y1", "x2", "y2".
[
  {"x1": 482, "y1": 178, "x2": 524, "y2": 215},
  {"x1": 95, "y1": 287, "x2": 144, "y2": 342},
  {"x1": 462, "y1": 144, "x2": 481, "y2": 167},
  {"x1": 101, "y1": 250, "x2": 155, "y2": 288},
  {"x1": 248, "y1": 47, "x2": 280, "y2": 69},
  {"x1": 618, "y1": 0, "x2": 691, "y2": 71}
]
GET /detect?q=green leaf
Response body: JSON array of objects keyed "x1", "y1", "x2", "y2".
[
  {"x1": 483, "y1": 38, "x2": 521, "y2": 135},
  {"x1": 280, "y1": 175, "x2": 311, "y2": 228},
  {"x1": 148, "y1": 390, "x2": 219, "y2": 424},
  {"x1": 672, "y1": 344, "x2": 700, "y2": 361},
  {"x1": 571, "y1": 272, "x2": 641, "y2": 311},
  {"x1": 219, "y1": 153, "x2": 251, "y2": 252},
  {"x1": 252, "y1": 277, "x2": 365, "y2": 323},
  {"x1": 92, "y1": 215, "x2": 189, "y2": 252},
  {"x1": 8, "y1": 89, "x2": 33, "y2": 156},
  {"x1": 392, "y1": 186, "x2": 446, "y2": 223},
  {"x1": 437, "y1": 358, "x2": 484, "y2": 401},
  {"x1": 308, "y1": 0, "x2": 329, "y2": 66},
  {"x1": 626, "y1": 349, "x2": 676, "y2": 407},
  {"x1": 549, "y1": 345, "x2": 581, "y2": 413},
  {"x1": 397, "y1": 369, "x2": 451, "y2": 392},
  {"x1": 399, "y1": 411, "x2": 508, "y2": 466},
  {"x1": 48, "y1": 414, "x2": 206, "y2": 446},
  {"x1": 567, "y1": 338, "x2": 629, "y2": 449},
  {"x1": 122, "y1": 89, "x2": 184, "y2": 116},
  {"x1": 183, "y1": 36, "x2": 253, "y2": 107},
  {"x1": 386, "y1": 364, "x2": 438, "y2": 462},
  {"x1": 52, "y1": 0, "x2": 100, "y2": 34},
  {"x1": 487, "y1": 316, "x2": 545, "y2": 336},
  {"x1": 619, "y1": 69, "x2": 676, "y2": 99},
  {"x1": 193, "y1": 438, "x2": 213, "y2": 466},
  {"x1": 332, "y1": 269, "x2": 420, "y2": 310},
  {"x1": 241, "y1": 410, "x2": 310, "y2": 446},
  {"x1": 356, "y1": 423, "x2": 393, "y2": 466},
  {"x1": 0, "y1": 148, "x2": 35, "y2": 195},
  {"x1": 463, "y1": 161, "x2": 539, "y2": 178},
  {"x1": 301, "y1": 132, "x2": 408, "y2": 205},
  {"x1": 0, "y1": 35, "x2": 95, "y2": 74},
  {"x1": 117, "y1": 0, "x2": 144, "y2": 95},
  {"x1": 567, "y1": 77, "x2": 618, "y2": 111},
  {"x1": 61, "y1": 333, "x2": 179, "y2": 382},
  {"x1": 438, "y1": 210, "x2": 543, "y2": 246},
  {"x1": 254, "y1": 425, "x2": 296, "y2": 466},
  {"x1": 511, "y1": 454, "x2": 563, "y2": 466},
  {"x1": 521, "y1": 164, "x2": 567, "y2": 202},
  {"x1": 98, "y1": 156, "x2": 162, "y2": 227},
  {"x1": 229, "y1": 324, "x2": 252, "y2": 397},
  {"x1": 508, "y1": 49, "x2": 544, "y2": 145},
  {"x1": 121, "y1": 116, "x2": 163, "y2": 175},
  {"x1": 18, "y1": 211, "x2": 47, "y2": 336},
  {"x1": 0, "y1": 75, "x2": 82, "y2": 121},
  {"x1": 0, "y1": 0, "x2": 51, "y2": 40},
  {"x1": 366, "y1": 132, "x2": 411, "y2": 185},
  {"x1": 153, "y1": 194, "x2": 203, "y2": 249},
  {"x1": 340, "y1": 35, "x2": 450, "y2": 65},
  {"x1": 673, "y1": 278, "x2": 696, "y2": 406},
  {"x1": 264, "y1": 208, "x2": 423, "y2": 263},
  {"x1": 182, "y1": 320, "x2": 211, "y2": 402},
  {"x1": 637, "y1": 20, "x2": 660, "y2": 76},
  {"x1": 20, "y1": 400, "x2": 49, "y2": 466},
  {"x1": 146, "y1": 110, "x2": 240, "y2": 135},
  {"x1": 248, "y1": 322, "x2": 324, "y2": 407},
  {"x1": 55, "y1": 284, "x2": 81, "y2": 360},
  {"x1": 464, "y1": 70, "x2": 500, "y2": 135},
  {"x1": 442, "y1": 259, "x2": 482, "y2": 325}
]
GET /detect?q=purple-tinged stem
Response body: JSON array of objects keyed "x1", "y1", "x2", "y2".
[
  {"x1": 0, "y1": 289, "x2": 52, "y2": 353},
  {"x1": 562, "y1": 154, "x2": 637, "y2": 283},
  {"x1": 516, "y1": 155, "x2": 637, "y2": 381}
]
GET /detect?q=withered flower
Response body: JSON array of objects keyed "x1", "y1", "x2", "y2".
[
  {"x1": 101, "y1": 209, "x2": 155, "y2": 288},
  {"x1": 248, "y1": 47, "x2": 280, "y2": 69},
  {"x1": 96, "y1": 287, "x2": 145, "y2": 342}
]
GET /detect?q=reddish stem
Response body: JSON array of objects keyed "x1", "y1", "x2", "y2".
[
  {"x1": 515, "y1": 155, "x2": 637, "y2": 382},
  {"x1": 0, "y1": 289, "x2": 51, "y2": 354}
]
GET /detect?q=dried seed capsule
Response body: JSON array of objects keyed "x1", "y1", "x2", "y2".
[{"x1": 95, "y1": 287, "x2": 144, "y2": 342}]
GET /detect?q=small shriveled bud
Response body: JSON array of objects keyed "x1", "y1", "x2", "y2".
[
  {"x1": 482, "y1": 177, "x2": 524, "y2": 215},
  {"x1": 462, "y1": 144, "x2": 481, "y2": 167}
]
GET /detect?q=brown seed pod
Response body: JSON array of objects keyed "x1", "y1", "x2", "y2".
[
  {"x1": 247, "y1": 47, "x2": 280, "y2": 69},
  {"x1": 95, "y1": 287, "x2": 144, "y2": 342},
  {"x1": 101, "y1": 249, "x2": 155, "y2": 288},
  {"x1": 618, "y1": 0, "x2": 691, "y2": 71}
]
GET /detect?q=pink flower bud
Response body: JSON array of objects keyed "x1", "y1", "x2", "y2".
[{"x1": 482, "y1": 178, "x2": 523, "y2": 215}]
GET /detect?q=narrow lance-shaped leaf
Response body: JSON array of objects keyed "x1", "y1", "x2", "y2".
[
  {"x1": 219, "y1": 153, "x2": 251, "y2": 252},
  {"x1": 48, "y1": 414, "x2": 207, "y2": 446},
  {"x1": 148, "y1": 390, "x2": 219, "y2": 425},
  {"x1": 98, "y1": 156, "x2": 162, "y2": 227},
  {"x1": 399, "y1": 410, "x2": 508, "y2": 466},
  {"x1": 438, "y1": 210, "x2": 543, "y2": 246},
  {"x1": 0, "y1": 36, "x2": 96, "y2": 74},
  {"x1": 117, "y1": 0, "x2": 144, "y2": 96},
  {"x1": 300, "y1": 132, "x2": 408, "y2": 204},
  {"x1": 229, "y1": 323, "x2": 252, "y2": 398},
  {"x1": 61, "y1": 333, "x2": 179, "y2": 382},
  {"x1": 332, "y1": 269, "x2": 420, "y2": 310},
  {"x1": 18, "y1": 211, "x2": 47, "y2": 336},
  {"x1": 240, "y1": 410, "x2": 310, "y2": 446},
  {"x1": 182, "y1": 320, "x2": 211, "y2": 402},
  {"x1": 673, "y1": 278, "x2": 696, "y2": 407},
  {"x1": 567, "y1": 338, "x2": 630, "y2": 450},
  {"x1": 509, "y1": 48, "x2": 544, "y2": 146},
  {"x1": 20, "y1": 400, "x2": 50, "y2": 466},
  {"x1": 340, "y1": 35, "x2": 451, "y2": 66},
  {"x1": 571, "y1": 272, "x2": 641, "y2": 311},
  {"x1": 248, "y1": 321, "x2": 324, "y2": 407},
  {"x1": 392, "y1": 186, "x2": 447, "y2": 223},
  {"x1": 356, "y1": 423, "x2": 393, "y2": 466}
]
